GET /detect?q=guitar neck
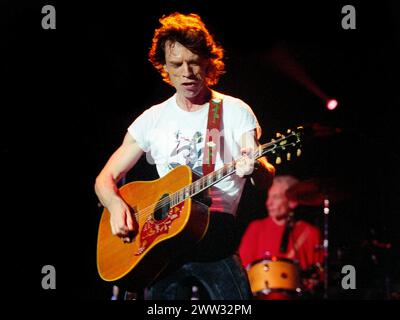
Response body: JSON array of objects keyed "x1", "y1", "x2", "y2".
[{"x1": 170, "y1": 133, "x2": 297, "y2": 206}]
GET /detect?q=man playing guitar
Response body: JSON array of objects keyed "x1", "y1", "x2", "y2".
[{"x1": 95, "y1": 12, "x2": 275, "y2": 299}]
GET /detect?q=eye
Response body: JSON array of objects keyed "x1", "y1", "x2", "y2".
[{"x1": 170, "y1": 62, "x2": 181, "y2": 68}]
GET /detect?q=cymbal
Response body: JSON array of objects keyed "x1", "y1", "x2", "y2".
[{"x1": 286, "y1": 178, "x2": 349, "y2": 207}]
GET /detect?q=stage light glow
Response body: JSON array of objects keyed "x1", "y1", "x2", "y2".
[{"x1": 326, "y1": 99, "x2": 338, "y2": 110}]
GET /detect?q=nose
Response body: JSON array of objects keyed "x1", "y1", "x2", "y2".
[{"x1": 182, "y1": 62, "x2": 193, "y2": 77}]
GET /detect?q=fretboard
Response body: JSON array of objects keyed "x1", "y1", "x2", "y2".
[{"x1": 169, "y1": 136, "x2": 288, "y2": 207}]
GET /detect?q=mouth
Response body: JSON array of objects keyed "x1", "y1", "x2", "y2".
[{"x1": 181, "y1": 82, "x2": 198, "y2": 90}]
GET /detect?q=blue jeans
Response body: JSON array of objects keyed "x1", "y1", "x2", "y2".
[
  {"x1": 144, "y1": 254, "x2": 251, "y2": 300},
  {"x1": 144, "y1": 212, "x2": 252, "y2": 300}
]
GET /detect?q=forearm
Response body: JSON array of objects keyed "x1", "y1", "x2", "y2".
[
  {"x1": 95, "y1": 171, "x2": 124, "y2": 208},
  {"x1": 95, "y1": 133, "x2": 144, "y2": 208},
  {"x1": 250, "y1": 156, "x2": 275, "y2": 190}
]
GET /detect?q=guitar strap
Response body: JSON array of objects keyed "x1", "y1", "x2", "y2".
[{"x1": 202, "y1": 97, "x2": 223, "y2": 175}]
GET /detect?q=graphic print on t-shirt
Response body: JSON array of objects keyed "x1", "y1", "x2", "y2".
[{"x1": 167, "y1": 130, "x2": 204, "y2": 176}]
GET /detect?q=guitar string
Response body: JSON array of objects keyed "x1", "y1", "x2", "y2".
[
  {"x1": 134, "y1": 139, "x2": 299, "y2": 221},
  {"x1": 137, "y1": 132, "x2": 299, "y2": 216},
  {"x1": 132, "y1": 134, "x2": 299, "y2": 221},
  {"x1": 133, "y1": 137, "x2": 299, "y2": 221},
  {"x1": 132, "y1": 145, "x2": 269, "y2": 220}
]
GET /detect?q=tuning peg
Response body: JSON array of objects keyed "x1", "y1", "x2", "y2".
[
  {"x1": 297, "y1": 148, "x2": 302, "y2": 157},
  {"x1": 276, "y1": 132, "x2": 282, "y2": 138},
  {"x1": 287, "y1": 129, "x2": 292, "y2": 134},
  {"x1": 287, "y1": 152, "x2": 291, "y2": 161},
  {"x1": 275, "y1": 156, "x2": 282, "y2": 164}
]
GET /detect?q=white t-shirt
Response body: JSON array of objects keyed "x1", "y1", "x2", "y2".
[{"x1": 128, "y1": 92, "x2": 261, "y2": 216}]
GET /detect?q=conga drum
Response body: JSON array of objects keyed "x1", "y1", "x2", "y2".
[{"x1": 246, "y1": 257, "x2": 301, "y2": 300}]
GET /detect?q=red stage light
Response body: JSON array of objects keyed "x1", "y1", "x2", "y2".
[{"x1": 326, "y1": 99, "x2": 338, "y2": 110}]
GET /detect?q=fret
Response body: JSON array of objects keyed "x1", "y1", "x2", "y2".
[
  {"x1": 190, "y1": 183, "x2": 194, "y2": 196},
  {"x1": 200, "y1": 177, "x2": 205, "y2": 189},
  {"x1": 220, "y1": 166, "x2": 226, "y2": 176},
  {"x1": 195, "y1": 181, "x2": 200, "y2": 193},
  {"x1": 184, "y1": 186, "x2": 190, "y2": 198}
]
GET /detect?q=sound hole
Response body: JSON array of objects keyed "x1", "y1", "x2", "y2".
[{"x1": 153, "y1": 193, "x2": 171, "y2": 221}]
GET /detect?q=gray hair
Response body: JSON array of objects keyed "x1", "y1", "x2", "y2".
[{"x1": 273, "y1": 175, "x2": 299, "y2": 192}]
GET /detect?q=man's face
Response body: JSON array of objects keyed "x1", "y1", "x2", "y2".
[
  {"x1": 164, "y1": 41, "x2": 209, "y2": 100},
  {"x1": 266, "y1": 181, "x2": 291, "y2": 221}
]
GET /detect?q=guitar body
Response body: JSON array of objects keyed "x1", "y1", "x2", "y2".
[{"x1": 97, "y1": 165, "x2": 210, "y2": 290}]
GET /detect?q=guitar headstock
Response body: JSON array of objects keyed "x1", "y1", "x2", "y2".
[{"x1": 267, "y1": 126, "x2": 303, "y2": 164}]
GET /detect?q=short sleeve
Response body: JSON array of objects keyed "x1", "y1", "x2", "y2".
[
  {"x1": 232, "y1": 99, "x2": 262, "y2": 144},
  {"x1": 127, "y1": 110, "x2": 152, "y2": 152}
]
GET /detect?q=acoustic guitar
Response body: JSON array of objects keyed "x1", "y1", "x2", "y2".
[{"x1": 97, "y1": 127, "x2": 303, "y2": 290}]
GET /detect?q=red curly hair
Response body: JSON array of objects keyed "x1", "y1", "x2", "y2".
[{"x1": 149, "y1": 13, "x2": 225, "y2": 86}]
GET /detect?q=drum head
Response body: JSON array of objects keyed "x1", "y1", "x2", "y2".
[{"x1": 247, "y1": 257, "x2": 301, "y2": 299}]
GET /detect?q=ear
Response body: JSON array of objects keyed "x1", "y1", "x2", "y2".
[{"x1": 288, "y1": 199, "x2": 298, "y2": 210}]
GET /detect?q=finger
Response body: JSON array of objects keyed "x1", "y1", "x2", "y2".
[
  {"x1": 125, "y1": 208, "x2": 134, "y2": 231},
  {"x1": 110, "y1": 221, "x2": 117, "y2": 235},
  {"x1": 236, "y1": 166, "x2": 244, "y2": 177},
  {"x1": 115, "y1": 224, "x2": 129, "y2": 237},
  {"x1": 244, "y1": 154, "x2": 254, "y2": 167},
  {"x1": 110, "y1": 224, "x2": 115, "y2": 235},
  {"x1": 240, "y1": 147, "x2": 253, "y2": 156},
  {"x1": 122, "y1": 236, "x2": 131, "y2": 243},
  {"x1": 246, "y1": 157, "x2": 254, "y2": 169},
  {"x1": 236, "y1": 158, "x2": 253, "y2": 177},
  {"x1": 113, "y1": 221, "x2": 127, "y2": 237},
  {"x1": 236, "y1": 158, "x2": 245, "y2": 177},
  {"x1": 243, "y1": 153, "x2": 255, "y2": 164}
]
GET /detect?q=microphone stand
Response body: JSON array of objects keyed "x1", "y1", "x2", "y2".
[
  {"x1": 323, "y1": 198, "x2": 329, "y2": 299},
  {"x1": 280, "y1": 212, "x2": 294, "y2": 254}
]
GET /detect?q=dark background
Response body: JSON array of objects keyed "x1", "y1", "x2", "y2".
[{"x1": 3, "y1": 0, "x2": 399, "y2": 300}]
